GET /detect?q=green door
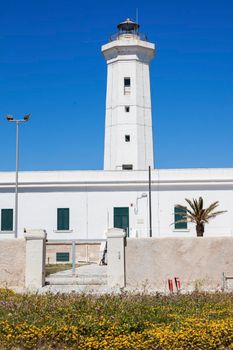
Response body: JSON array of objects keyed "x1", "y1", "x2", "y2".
[{"x1": 114, "y1": 207, "x2": 129, "y2": 236}]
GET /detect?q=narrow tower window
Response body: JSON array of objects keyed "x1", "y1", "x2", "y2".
[
  {"x1": 122, "y1": 164, "x2": 133, "y2": 170},
  {"x1": 124, "y1": 77, "x2": 131, "y2": 95},
  {"x1": 125, "y1": 106, "x2": 130, "y2": 112},
  {"x1": 124, "y1": 78, "x2": 131, "y2": 87},
  {"x1": 125, "y1": 135, "x2": 130, "y2": 142}
]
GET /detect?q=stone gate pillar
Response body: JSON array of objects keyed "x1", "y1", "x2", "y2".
[
  {"x1": 106, "y1": 228, "x2": 126, "y2": 288},
  {"x1": 24, "y1": 229, "x2": 47, "y2": 290}
]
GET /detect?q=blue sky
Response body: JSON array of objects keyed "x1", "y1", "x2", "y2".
[{"x1": 0, "y1": 0, "x2": 233, "y2": 170}]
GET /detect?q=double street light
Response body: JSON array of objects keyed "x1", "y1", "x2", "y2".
[{"x1": 5, "y1": 114, "x2": 31, "y2": 238}]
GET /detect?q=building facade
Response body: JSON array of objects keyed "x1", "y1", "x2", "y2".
[{"x1": 0, "y1": 20, "x2": 232, "y2": 262}]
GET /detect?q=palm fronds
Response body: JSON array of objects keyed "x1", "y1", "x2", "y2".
[{"x1": 174, "y1": 197, "x2": 227, "y2": 236}]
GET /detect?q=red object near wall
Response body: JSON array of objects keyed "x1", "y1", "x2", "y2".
[
  {"x1": 174, "y1": 277, "x2": 181, "y2": 291},
  {"x1": 168, "y1": 279, "x2": 173, "y2": 292}
]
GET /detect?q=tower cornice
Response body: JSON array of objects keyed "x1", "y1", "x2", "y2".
[{"x1": 102, "y1": 39, "x2": 155, "y2": 63}]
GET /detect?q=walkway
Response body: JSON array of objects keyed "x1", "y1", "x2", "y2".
[{"x1": 42, "y1": 263, "x2": 112, "y2": 294}]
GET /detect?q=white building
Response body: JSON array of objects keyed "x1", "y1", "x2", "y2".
[{"x1": 0, "y1": 19, "x2": 232, "y2": 261}]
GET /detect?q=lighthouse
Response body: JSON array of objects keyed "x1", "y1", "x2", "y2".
[{"x1": 102, "y1": 18, "x2": 155, "y2": 171}]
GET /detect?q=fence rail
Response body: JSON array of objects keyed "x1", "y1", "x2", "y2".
[{"x1": 47, "y1": 239, "x2": 106, "y2": 244}]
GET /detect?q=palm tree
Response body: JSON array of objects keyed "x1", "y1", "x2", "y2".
[{"x1": 175, "y1": 197, "x2": 227, "y2": 237}]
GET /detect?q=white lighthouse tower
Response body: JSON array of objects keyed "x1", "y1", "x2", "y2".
[{"x1": 102, "y1": 19, "x2": 155, "y2": 171}]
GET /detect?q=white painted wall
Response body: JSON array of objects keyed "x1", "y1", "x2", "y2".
[
  {"x1": 102, "y1": 34, "x2": 155, "y2": 170},
  {"x1": 0, "y1": 169, "x2": 232, "y2": 240}
]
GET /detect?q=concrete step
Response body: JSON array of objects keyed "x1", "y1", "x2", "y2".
[
  {"x1": 46, "y1": 264, "x2": 108, "y2": 286},
  {"x1": 46, "y1": 276, "x2": 107, "y2": 286},
  {"x1": 74, "y1": 274, "x2": 107, "y2": 278},
  {"x1": 47, "y1": 273, "x2": 107, "y2": 278}
]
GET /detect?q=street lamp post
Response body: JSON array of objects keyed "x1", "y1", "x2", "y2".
[{"x1": 5, "y1": 114, "x2": 31, "y2": 238}]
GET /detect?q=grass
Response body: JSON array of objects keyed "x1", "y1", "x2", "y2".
[{"x1": 0, "y1": 290, "x2": 233, "y2": 349}]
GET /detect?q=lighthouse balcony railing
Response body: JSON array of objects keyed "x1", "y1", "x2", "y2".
[{"x1": 110, "y1": 32, "x2": 148, "y2": 42}]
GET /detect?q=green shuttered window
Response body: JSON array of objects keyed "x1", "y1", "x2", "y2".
[
  {"x1": 1, "y1": 209, "x2": 13, "y2": 231},
  {"x1": 174, "y1": 206, "x2": 187, "y2": 230},
  {"x1": 114, "y1": 207, "x2": 129, "y2": 235},
  {"x1": 56, "y1": 252, "x2": 70, "y2": 262},
  {"x1": 57, "y1": 208, "x2": 69, "y2": 231}
]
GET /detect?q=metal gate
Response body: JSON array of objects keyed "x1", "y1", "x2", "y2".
[{"x1": 45, "y1": 239, "x2": 107, "y2": 287}]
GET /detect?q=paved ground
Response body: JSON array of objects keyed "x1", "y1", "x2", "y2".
[
  {"x1": 48, "y1": 263, "x2": 107, "y2": 277},
  {"x1": 42, "y1": 263, "x2": 111, "y2": 294}
]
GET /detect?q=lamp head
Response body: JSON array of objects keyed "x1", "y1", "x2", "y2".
[
  {"x1": 23, "y1": 113, "x2": 31, "y2": 121},
  {"x1": 141, "y1": 193, "x2": 147, "y2": 198},
  {"x1": 5, "y1": 115, "x2": 14, "y2": 121}
]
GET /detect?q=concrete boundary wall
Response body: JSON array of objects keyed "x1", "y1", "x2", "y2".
[
  {"x1": 0, "y1": 239, "x2": 26, "y2": 288},
  {"x1": 0, "y1": 230, "x2": 46, "y2": 290},
  {"x1": 125, "y1": 237, "x2": 233, "y2": 292}
]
